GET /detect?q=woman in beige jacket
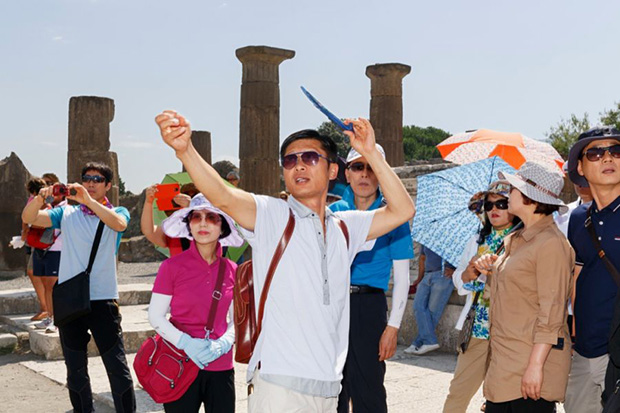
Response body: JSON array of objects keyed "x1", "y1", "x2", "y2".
[{"x1": 475, "y1": 162, "x2": 574, "y2": 413}]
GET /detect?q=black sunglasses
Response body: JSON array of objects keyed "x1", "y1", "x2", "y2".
[
  {"x1": 82, "y1": 174, "x2": 106, "y2": 183},
  {"x1": 281, "y1": 151, "x2": 331, "y2": 170},
  {"x1": 581, "y1": 145, "x2": 620, "y2": 162},
  {"x1": 348, "y1": 162, "x2": 373, "y2": 173},
  {"x1": 484, "y1": 199, "x2": 509, "y2": 211}
]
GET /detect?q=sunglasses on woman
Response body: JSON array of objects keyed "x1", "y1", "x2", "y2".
[
  {"x1": 188, "y1": 211, "x2": 222, "y2": 225},
  {"x1": 281, "y1": 151, "x2": 332, "y2": 170},
  {"x1": 484, "y1": 199, "x2": 509, "y2": 211},
  {"x1": 348, "y1": 162, "x2": 373, "y2": 173},
  {"x1": 581, "y1": 144, "x2": 620, "y2": 162},
  {"x1": 82, "y1": 175, "x2": 106, "y2": 183}
]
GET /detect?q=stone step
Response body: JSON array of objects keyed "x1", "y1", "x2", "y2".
[
  {"x1": 0, "y1": 332, "x2": 18, "y2": 354},
  {"x1": 20, "y1": 354, "x2": 251, "y2": 412},
  {"x1": 0, "y1": 304, "x2": 154, "y2": 360},
  {"x1": 0, "y1": 283, "x2": 153, "y2": 315}
]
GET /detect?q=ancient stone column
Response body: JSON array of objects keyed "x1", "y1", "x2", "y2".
[
  {"x1": 183, "y1": 131, "x2": 212, "y2": 172},
  {"x1": 67, "y1": 96, "x2": 120, "y2": 204},
  {"x1": 236, "y1": 45, "x2": 295, "y2": 195},
  {"x1": 0, "y1": 153, "x2": 32, "y2": 277},
  {"x1": 366, "y1": 63, "x2": 411, "y2": 167}
]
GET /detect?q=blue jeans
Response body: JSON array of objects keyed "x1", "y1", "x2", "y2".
[{"x1": 412, "y1": 270, "x2": 454, "y2": 346}]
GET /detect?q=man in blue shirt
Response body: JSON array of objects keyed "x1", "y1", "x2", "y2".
[
  {"x1": 330, "y1": 145, "x2": 414, "y2": 413},
  {"x1": 22, "y1": 162, "x2": 136, "y2": 413},
  {"x1": 566, "y1": 126, "x2": 620, "y2": 413}
]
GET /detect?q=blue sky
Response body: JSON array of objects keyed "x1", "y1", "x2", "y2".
[{"x1": 2, "y1": 0, "x2": 619, "y2": 193}]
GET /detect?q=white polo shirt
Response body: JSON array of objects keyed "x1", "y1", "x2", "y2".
[{"x1": 238, "y1": 194, "x2": 376, "y2": 397}]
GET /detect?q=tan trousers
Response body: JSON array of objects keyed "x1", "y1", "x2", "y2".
[
  {"x1": 248, "y1": 371, "x2": 338, "y2": 413},
  {"x1": 563, "y1": 351, "x2": 607, "y2": 413},
  {"x1": 443, "y1": 337, "x2": 490, "y2": 413}
]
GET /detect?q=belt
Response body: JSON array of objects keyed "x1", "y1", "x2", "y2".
[{"x1": 350, "y1": 285, "x2": 384, "y2": 294}]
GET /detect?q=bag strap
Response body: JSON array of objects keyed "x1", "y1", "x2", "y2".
[
  {"x1": 85, "y1": 221, "x2": 106, "y2": 275},
  {"x1": 254, "y1": 209, "x2": 296, "y2": 341},
  {"x1": 333, "y1": 217, "x2": 350, "y2": 249},
  {"x1": 204, "y1": 259, "x2": 227, "y2": 339},
  {"x1": 585, "y1": 205, "x2": 620, "y2": 287}
]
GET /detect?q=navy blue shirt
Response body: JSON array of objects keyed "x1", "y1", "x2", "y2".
[{"x1": 568, "y1": 196, "x2": 620, "y2": 358}]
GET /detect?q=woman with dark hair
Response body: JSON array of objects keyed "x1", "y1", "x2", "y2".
[
  {"x1": 147, "y1": 194, "x2": 244, "y2": 412},
  {"x1": 475, "y1": 162, "x2": 574, "y2": 413},
  {"x1": 443, "y1": 180, "x2": 519, "y2": 412}
]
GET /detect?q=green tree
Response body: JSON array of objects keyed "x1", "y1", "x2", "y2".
[
  {"x1": 600, "y1": 102, "x2": 620, "y2": 129},
  {"x1": 546, "y1": 113, "x2": 590, "y2": 159},
  {"x1": 402, "y1": 125, "x2": 450, "y2": 161},
  {"x1": 118, "y1": 176, "x2": 129, "y2": 196},
  {"x1": 317, "y1": 121, "x2": 350, "y2": 158}
]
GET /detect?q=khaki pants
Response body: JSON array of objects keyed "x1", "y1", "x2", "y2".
[
  {"x1": 248, "y1": 371, "x2": 337, "y2": 413},
  {"x1": 563, "y1": 351, "x2": 607, "y2": 413},
  {"x1": 443, "y1": 337, "x2": 490, "y2": 413}
]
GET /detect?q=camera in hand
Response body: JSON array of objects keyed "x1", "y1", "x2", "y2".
[{"x1": 52, "y1": 184, "x2": 77, "y2": 197}]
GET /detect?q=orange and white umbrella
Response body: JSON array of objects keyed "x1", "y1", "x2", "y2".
[{"x1": 437, "y1": 129, "x2": 564, "y2": 172}]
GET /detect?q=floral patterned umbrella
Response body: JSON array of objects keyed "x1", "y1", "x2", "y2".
[
  {"x1": 437, "y1": 129, "x2": 564, "y2": 172},
  {"x1": 411, "y1": 157, "x2": 516, "y2": 267}
]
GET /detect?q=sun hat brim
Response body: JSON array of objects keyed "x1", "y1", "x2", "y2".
[
  {"x1": 161, "y1": 201, "x2": 244, "y2": 247},
  {"x1": 498, "y1": 171, "x2": 568, "y2": 214}
]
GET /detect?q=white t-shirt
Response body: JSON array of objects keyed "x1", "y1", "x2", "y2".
[{"x1": 238, "y1": 195, "x2": 375, "y2": 397}]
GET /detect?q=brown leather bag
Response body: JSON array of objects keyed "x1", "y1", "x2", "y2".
[
  {"x1": 233, "y1": 210, "x2": 350, "y2": 364},
  {"x1": 233, "y1": 209, "x2": 295, "y2": 363}
]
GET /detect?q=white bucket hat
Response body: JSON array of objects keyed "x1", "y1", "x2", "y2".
[
  {"x1": 346, "y1": 143, "x2": 386, "y2": 163},
  {"x1": 161, "y1": 194, "x2": 244, "y2": 247},
  {"x1": 498, "y1": 162, "x2": 568, "y2": 214}
]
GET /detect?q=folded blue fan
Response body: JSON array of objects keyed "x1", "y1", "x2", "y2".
[{"x1": 300, "y1": 86, "x2": 353, "y2": 132}]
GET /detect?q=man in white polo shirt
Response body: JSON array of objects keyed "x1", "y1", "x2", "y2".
[{"x1": 155, "y1": 110, "x2": 415, "y2": 411}]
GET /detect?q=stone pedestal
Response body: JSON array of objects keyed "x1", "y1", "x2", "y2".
[
  {"x1": 236, "y1": 46, "x2": 295, "y2": 195},
  {"x1": 366, "y1": 64, "x2": 411, "y2": 167},
  {"x1": 183, "y1": 131, "x2": 211, "y2": 172},
  {"x1": 0, "y1": 153, "x2": 32, "y2": 277},
  {"x1": 67, "y1": 96, "x2": 119, "y2": 205}
]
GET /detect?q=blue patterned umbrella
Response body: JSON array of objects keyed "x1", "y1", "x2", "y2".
[{"x1": 411, "y1": 157, "x2": 516, "y2": 267}]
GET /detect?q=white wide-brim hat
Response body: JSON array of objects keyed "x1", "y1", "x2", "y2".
[
  {"x1": 346, "y1": 143, "x2": 386, "y2": 163},
  {"x1": 161, "y1": 194, "x2": 244, "y2": 247},
  {"x1": 498, "y1": 161, "x2": 568, "y2": 214}
]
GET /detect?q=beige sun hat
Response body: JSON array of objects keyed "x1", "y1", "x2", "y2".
[{"x1": 498, "y1": 162, "x2": 568, "y2": 214}]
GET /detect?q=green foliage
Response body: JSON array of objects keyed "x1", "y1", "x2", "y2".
[
  {"x1": 118, "y1": 176, "x2": 128, "y2": 196},
  {"x1": 546, "y1": 113, "x2": 591, "y2": 159},
  {"x1": 317, "y1": 121, "x2": 350, "y2": 158},
  {"x1": 600, "y1": 102, "x2": 620, "y2": 129},
  {"x1": 402, "y1": 125, "x2": 450, "y2": 161}
]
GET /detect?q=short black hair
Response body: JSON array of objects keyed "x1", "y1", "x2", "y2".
[
  {"x1": 521, "y1": 194, "x2": 560, "y2": 215},
  {"x1": 280, "y1": 129, "x2": 338, "y2": 164},
  {"x1": 26, "y1": 177, "x2": 47, "y2": 195},
  {"x1": 81, "y1": 162, "x2": 113, "y2": 184}
]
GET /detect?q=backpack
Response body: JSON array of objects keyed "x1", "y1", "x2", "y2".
[{"x1": 233, "y1": 209, "x2": 349, "y2": 364}]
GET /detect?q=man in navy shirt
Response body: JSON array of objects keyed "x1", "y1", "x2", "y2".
[
  {"x1": 330, "y1": 145, "x2": 414, "y2": 413},
  {"x1": 566, "y1": 126, "x2": 620, "y2": 412}
]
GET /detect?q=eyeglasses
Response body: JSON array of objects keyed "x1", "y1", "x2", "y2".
[
  {"x1": 581, "y1": 145, "x2": 620, "y2": 162},
  {"x1": 82, "y1": 175, "x2": 106, "y2": 184},
  {"x1": 281, "y1": 151, "x2": 331, "y2": 170},
  {"x1": 348, "y1": 162, "x2": 373, "y2": 173},
  {"x1": 188, "y1": 211, "x2": 222, "y2": 225},
  {"x1": 484, "y1": 199, "x2": 509, "y2": 211}
]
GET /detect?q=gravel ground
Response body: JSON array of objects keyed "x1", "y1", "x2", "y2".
[{"x1": 0, "y1": 261, "x2": 161, "y2": 291}]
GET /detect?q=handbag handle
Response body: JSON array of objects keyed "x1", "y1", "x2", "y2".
[
  {"x1": 85, "y1": 221, "x2": 106, "y2": 276},
  {"x1": 585, "y1": 206, "x2": 620, "y2": 287},
  {"x1": 254, "y1": 209, "x2": 296, "y2": 342}
]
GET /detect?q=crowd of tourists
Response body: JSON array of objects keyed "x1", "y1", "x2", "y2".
[{"x1": 18, "y1": 111, "x2": 620, "y2": 413}]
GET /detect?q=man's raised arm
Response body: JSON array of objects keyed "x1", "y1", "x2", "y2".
[
  {"x1": 155, "y1": 110, "x2": 257, "y2": 231},
  {"x1": 344, "y1": 118, "x2": 415, "y2": 241}
]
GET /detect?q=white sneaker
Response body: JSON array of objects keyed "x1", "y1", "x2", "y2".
[
  {"x1": 35, "y1": 317, "x2": 52, "y2": 329},
  {"x1": 45, "y1": 320, "x2": 57, "y2": 334},
  {"x1": 404, "y1": 343, "x2": 440, "y2": 355}
]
